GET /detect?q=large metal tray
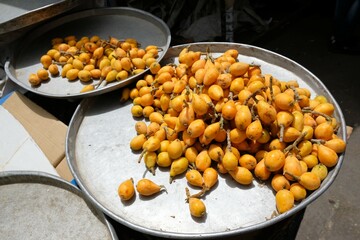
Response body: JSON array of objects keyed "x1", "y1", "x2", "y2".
[
  {"x1": 0, "y1": 0, "x2": 82, "y2": 44},
  {"x1": 4, "y1": 7, "x2": 171, "y2": 99},
  {"x1": 66, "y1": 43, "x2": 347, "y2": 239},
  {"x1": 0, "y1": 171, "x2": 118, "y2": 240}
]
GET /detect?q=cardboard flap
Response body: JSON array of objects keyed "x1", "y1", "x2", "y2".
[{"x1": 2, "y1": 91, "x2": 67, "y2": 167}]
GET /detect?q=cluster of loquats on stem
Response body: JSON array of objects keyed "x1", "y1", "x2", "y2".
[
  {"x1": 28, "y1": 35, "x2": 161, "y2": 93},
  {"x1": 122, "y1": 45, "x2": 346, "y2": 218}
]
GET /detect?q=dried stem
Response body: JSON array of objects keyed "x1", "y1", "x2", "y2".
[
  {"x1": 310, "y1": 139, "x2": 326, "y2": 145},
  {"x1": 289, "y1": 85, "x2": 301, "y2": 103},
  {"x1": 185, "y1": 187, "x2": 206, "y2": 202},
  {"x1": 138, "y1": 149, "x2": 147, "y2": 163},
  {"x1": 269, "y1": 76, "x2": 274, "y2": 104},
  {"x1": 279, "y1": 124, "x2": 285, "y2": 142},
  {"x1": 302, "y1": 108, "x2": 332, "y2": 122},
  {"x1": 284, "y1": 131, "x2": 307, "y2": 154},
  {"x1": 228, "y1": 91, "x2": 234, "y2": 100},
  {"x1": 243, "y1": 86, "x2": 267, "y2": 106},
  {"x1": 226, "y1": 129, "x2": 232, "y2": 152}
]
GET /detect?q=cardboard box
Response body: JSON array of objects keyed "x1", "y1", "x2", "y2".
[
  {"x1": 56, "y1": 157, "x2": 74, "y2": 182},
  {"x1": 1, "y1": 91, "x2": 73, "y2": 180}
]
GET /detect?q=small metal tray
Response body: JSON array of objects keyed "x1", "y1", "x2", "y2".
[
  {"x1": 66, "y1": 43, "x2": 347, "y2": 239},
  {"x1": 4, "y1": 7, "x2": 171, "y2": 99},
  {"x1": 0, "y1": 171, "x2": 118, "y2": 240}
]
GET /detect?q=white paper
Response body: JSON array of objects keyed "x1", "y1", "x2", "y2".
[{"x1": 0, "y1": 105, "x2": 59, "y2": 175}]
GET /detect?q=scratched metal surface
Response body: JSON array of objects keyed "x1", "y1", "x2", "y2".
[
  {"x1": 66, "y1": 43, "x2": 347, "y2": 239},
  {"x1": 0, "y1": 171, "x2": 118, "y2": 240}
]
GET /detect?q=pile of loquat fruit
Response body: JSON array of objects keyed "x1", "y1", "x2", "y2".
[{"x1": 117, "y1": 46, "x2": 346, "y2": 218}]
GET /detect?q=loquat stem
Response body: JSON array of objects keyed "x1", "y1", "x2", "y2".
[
  {"x1": 106, "y1": 42, "x2": 118, "y2": 49},
  {"x1": 302, "y1": 108, "x2": 332, "y2": 122},
  {"x1": 269, "y1": 76, "x2": 274, "y2": 104},
  {"x1": 183, "y1": 99, "x2": 189, "y2": 108},
  {"x1": 53, "y1": 61, "x2": 67, "y2": 66},
  {"x1": 189, "y1": 188, "x2": 206, "y2": 199},
  {"x1": 232, "y1": 93, "x2": 239, "y2": 100},
  {"x1": 193, "y1": 84, "x2": 199, "y2": 94},
  {"x1": 289, "y1": 85, "x2": 301, "y2": 103},
  {"x1": 188, "y1": 162, "x2": 196, "y2": 170},
  {"x1": 185, "y1": 187, "x2": 206, "y2": 202},
  {"x1": 250, "y1": 104, "x2": 258, "y2": 121},
  {"x1": 205, "y1": 47, "x2": 215, "y2": 63},
  {"x1": 228, "y1": 91, "x2": 234, "y2": 100},
  {"x1": 310, "y1": 139, "x2": 326, "y2": 145},
  {"x1": 160, "y1": 185, "x2": 167, "y2": 193},
  {"x1": 99, "y1": 39, "x2": 108, "y2": 48},
  {"x1": 207, "y1": 101, "x2": 219, "y2": 121},
  {"x1": 154, "y1": 109, "x2": 166, "y2": 117},
  {"x1": 243, "y1": 86, "x2": 267, "y2": 106},
  {"x1": 198, "y1": 84, "x2": 204, "y2": 93},
  {"x1": 150, "y1": 79, "x2": 158, "y2": 88},
  {"x1": 279, "y1": 124, "x2": 285, "y2": 142},
  {"x1": 138, "y1": 149, "x2": 147, "y2": 163},
  {"x1": 163, "y1": 126, "x2": 176, "y2": 137},
  {"x1": 59, "y1": 50, "x2": 83, "y2": 57},
  {"x1": 284, "y1": 131, "x2": 307, "y2": 154},
  {"x1": 185, "y1": 85, "x2": 191, "y2": 95},
  {"x1": 94, "y1": 78, "x2": 105, "y2": 89},
  {"x1": 150, "y1": 87, "x2": 159, "y2": 95},
  {"x1": 226, "y1": 129, "x2": 232, "y2": 152},
  {"x1": 219, "y1": 115, "x2": 225, "y2": 129}
]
